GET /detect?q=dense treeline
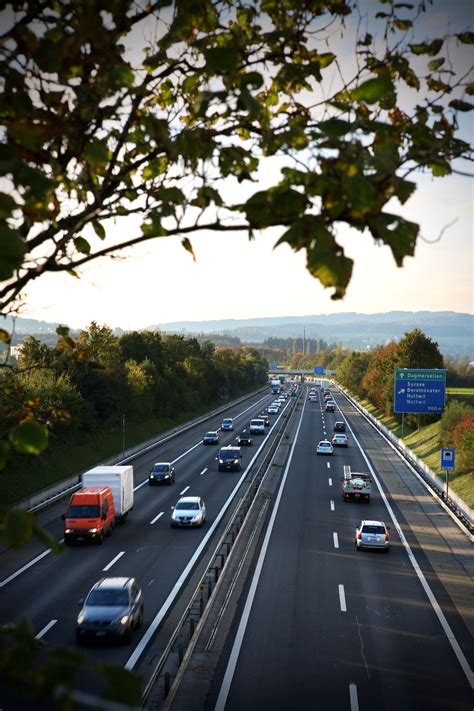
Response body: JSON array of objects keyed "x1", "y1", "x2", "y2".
[
  {"x1": 336, "y1": 329, "x2": 474, "y2": 477},
  {"x1": 2, "y1": 322, "x2": 268, "y2": 467}
]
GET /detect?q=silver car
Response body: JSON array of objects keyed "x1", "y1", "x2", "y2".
[
  {"x1": 355, "y1": 520, "x2": 390, "y2": 552},
  {"x1": 76, "y1": 577, "x2": 144, "y2": 643},
  {"x1": 171, "y1": 496, "x2": 206, "y2": 527},
  {"x1": 316, "y1": 440, "x2": 334, "y2": 455}
]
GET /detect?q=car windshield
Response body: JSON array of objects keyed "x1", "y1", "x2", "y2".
[
  {"x1": 67, "y1": 505, "x2": 100, "y2": 518},
  {"x1": 221, "y1": 449, "x2": 239, "y2": 459},
  {"x1": 205, "y1": 432, "x2": 216, "y2": 438},
  {"x1": 362, "y1": 525, "x2": 385, "y2": 534},
  {"x1": 176, "y1": 501, "x2": 199, "y2": 510},
  {"x1": 87, "y1": 589, "x2": 129, "y2": 606},
  {"x1": 153, "y1": 464, "x2": 169, "y2": 472},
  {"x1": 222, "y1": 419, "x2": 232, "y2": 425}
]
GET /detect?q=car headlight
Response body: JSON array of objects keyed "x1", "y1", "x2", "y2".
[
  {"x1": 219, "y1": 459, "x2": 224, "y2": 464},
  {"x1": 163, "y1": 474, "x2": 169, "y2": 478},
  {"x1": 65, "y1": 528, "x2": 72, "y2": 534},
  {"x1": 120, "y1": 615, "x2": 129, "y2": 625},
  {"x1": 234, "y1": 459, "x2": 239, "y2": 464},
  {"x1": 77, "y1": 613, "x2": 85, "y2": 625},
  {"x1": 89, "y1": 528, "x2": 98, "y2": 534}
]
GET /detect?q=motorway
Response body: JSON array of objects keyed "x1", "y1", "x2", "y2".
[{"x1": 1, "y1": 384, "x2": 473, "y2": 711}]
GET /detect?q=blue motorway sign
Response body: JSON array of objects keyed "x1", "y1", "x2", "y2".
[
  {"x1": 394, "y1": 368, "x2": 446, "y2": 414},
  {"x1": 314, "y1": 366, "x2": 324, "y2": 375},
  {"x1": 269, "y1": 363, "x2": 278, "y2": 370},
  {"x1": 441, "y1": 448, "x2": 455, "y2": 470}
]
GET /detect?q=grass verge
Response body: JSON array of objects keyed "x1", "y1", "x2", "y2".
[{"x1": 348, "y1": 391, "x2": 473, "y2": 511}]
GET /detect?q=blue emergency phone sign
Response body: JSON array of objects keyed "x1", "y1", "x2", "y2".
[{"x1": 441, "y1": 448, "x2": 455, "y2": 470}]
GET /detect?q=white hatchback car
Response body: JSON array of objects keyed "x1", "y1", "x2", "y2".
[
  {"x1": 316, "y1": 440, "x2": 334, "y2": 455},
  {"x1": 171, "y1": 496, "x2": 206, "y2": 528},
  {"x1": 355, "y1": 520, "x2": 390, "y2": 552}
]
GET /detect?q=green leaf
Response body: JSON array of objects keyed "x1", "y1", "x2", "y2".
[
  {"x1": 83, "y1": 140, "x2": 109, "y2": 166},
  {"x1": 141, "y1": 214, "x2": 167, "y2": 237},
  {"x1": 428, "y1": 58, "x2": 445, "y2": 71},
  {"x1": 181, "y1": 237, "x2": 195, "y2": 261},
  {"x1": 74, "y1": 237, "x2": 91, "y2": 255},
  {"x1": 9, "y1": 419, "x2": 49, "y2": 455},
  {"x1": 456, "y1": 32, "x2": 474, "y2": 44},
  {"x1": 465, "y1": 83, "x2": 474, "y2": 96},
  {"x1": 393, "y1": 20, "x2": 412, "y2": 31},
  {"x1": 92, "y1": 221, "x2": 106, "y2": 240},
  {"x1": 0, "y1": 441, "x2": 10, "y2": 470},
  {"x1": 242, "y1": 188, "x2": 307, "y2": 228},
  {"x1": 277, "y1": 216, "x2": 353, "y2": 299},
  {"x1": 350, "y1": 75, "x2": 394, "y2": 104},
  {"x1": 241, "y1": 72, "x2": 264, "y2": 89},
  {"x1": 429, "y1": 161, "x2": 451, "y2": 177},
  {"x1": 409, "y1": 39, "x2": 443, "y2": 56},
  {"x1": 0, "y1": 193, "x2": 18, "y2": 218},
  {"x1": 319, "y1": 119, "x2": 352, "y2": 138},
  {"x1": 369, "y1": 213, "x2": 418, "y2": 266},
  {"x1": 449, "y1": 99, "x2": 473, "y2": 112},
  {"x1": 0, "y1": 224, "x2": 26, "y2": 280},
  {"x1": 205, "y1": 46, "x2": 239, "y2": 74},
  {"x1": 0, "y1": 329, "x2": 11, "y2": 344},
  {"x1": 1, "y1": 509, "x2": 35, "y2": 548}
]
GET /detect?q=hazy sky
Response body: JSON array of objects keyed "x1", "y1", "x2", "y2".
[{"x1": 19, "y1": 1, "x2": 474, "y2": 331}]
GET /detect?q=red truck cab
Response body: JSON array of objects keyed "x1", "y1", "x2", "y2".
[{"x1": 63, "y1": 486, "x2": 115, "y2": 545}]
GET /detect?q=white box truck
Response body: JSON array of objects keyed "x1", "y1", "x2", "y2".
[{"x1": 82, "y1": 465, "x2": 134, "y2": 523}]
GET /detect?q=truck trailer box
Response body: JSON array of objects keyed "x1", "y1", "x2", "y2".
[{"x1": 82, "y1": 465, "x2": 134, "y2": 522}]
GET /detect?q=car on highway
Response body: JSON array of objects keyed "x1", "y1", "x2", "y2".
[
  {"x1": 267, "y1": 404, "x2": 279, "y2": 415},
  {"x1": 334, "y1": 421, "x2": 346, "y2": 432},
  {"x1": 203, "y1": 431, "x2": 219, "y2": 445},
  {"x1": 355, "y1": 520, "x2": 390, "y2": 552},
  {"x1": 249, "y1": 418, "x2": 265, "y2": 435},
  {"x1": 259, "y1": 414, "x2": 270, "y2": 426},
  {"x1": 171, "y1": 496, "x2": 206, "y2": 527},
  {"x1": 324, "y1": 393, "x2": 333, "y2": 402},
  {"x1": 332, "y1": 433, "x2": 349, "y2": 447},
  {"x1": 148, "y1": 462, "x2": 175, "y2": 485},
  {"x1": 217, "y1": 445, "x2": 242, "y2": 472},
  {"x1": 308, "y1": 394, "x2": 318, "y2": 402},
  {"x1": 325, "y1": 402, "x2": 336, "y2": 412},
  {"x1": 76, "y1": 577, "x2": 144, "y2": 643},
  {"x1": 316, "y1": 440, "x2": 334, "y2": 455},
  {"x1": 235, "y1": 430, "x2": 253, "y2": 446},
  {"x1": 221, "y1": 417, "x2": 234, "y2": 431}
]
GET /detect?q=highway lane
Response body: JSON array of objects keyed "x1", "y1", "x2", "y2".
[
  {"x1": 0, "y1": 388, "x2": 290, "y2": 706},
  {"x1": 213, "y1": 386, "x2": 473, "y2": 711}
]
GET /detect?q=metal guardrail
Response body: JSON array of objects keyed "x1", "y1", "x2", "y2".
[
  {"x1": 140, "y1": 394, "x2": 299, "y2": 706},
  {"x1": 335, "y1": 384, "x2": 473, "y2": 538}
]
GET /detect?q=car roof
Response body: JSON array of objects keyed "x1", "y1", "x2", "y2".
[
  {"x1": 222, "y1": 417, "x2": 233, "y2": 421},
  {"x1": 221, "y1": 444, "x2": 240, "y2": 450},
  {"x1": 177, "y1": 496, "x2": 201, "y2": 505},
  {"x1": 318, "y1": 440, "x2": 331, "y2": 444},
  {"x1": 360, "y1": 519, "x2": 385, "y2": 526},
  {"x1": 205, "y1": 431, "x2": 218, "y2": 435},
  {"x1": 93, "y1": 577, "x2": 134, "y2": 590},
  {"x1": 154, "y1": 461, "x2": 171, "y2": 466}
]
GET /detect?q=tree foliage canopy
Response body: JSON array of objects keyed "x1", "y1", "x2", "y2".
[{"x1": 0, "y1": 0, "x2": 472, "y2": 312}]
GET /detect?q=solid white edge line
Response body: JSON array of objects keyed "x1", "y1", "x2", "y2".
[
  {"x1": 0, "y1": 548, "x2": 52, "y2": 588},
  {"x1": 124, "y1": 405, "x2": 287, "y2": 671},
  {"x1": 179, "y1": 486, "x2": 190, "y2": 496},
  {"x1": 102, "y1": 551, "x2": 125, "y2": 572},
  {"x1": 35, "y1": 619, "x2": 58, "y2": 639},
  {"x1": 340, "y1": 394, "x2": 474, "y2": 690},
  {"x1": 339, "y1": 584, "x2": 347, "y2": 612},
  {"x1": 333, "y1": 532, "x2": 339, "y2": 549},
  {"x1": 150, "y1": 512, "x2": 164, "y2": 525},
  {"x1": 214, "y1": 397, "x2": 308, "y2": 711},
  {"x1": 349, "y1": 683, "x2": 359, "y2": 711}
]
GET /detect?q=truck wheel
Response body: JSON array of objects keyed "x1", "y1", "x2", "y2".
[{"x1": 97, "y1": 532, "x2": 104, "y2": 545}]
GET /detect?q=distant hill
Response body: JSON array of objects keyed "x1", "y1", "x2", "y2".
[
  {"x1": 2, "y1": 311, "x2": 472, "y2": 357},
  {"x1": 152, "y1": 311, "x2": 473, "y2": 357}
]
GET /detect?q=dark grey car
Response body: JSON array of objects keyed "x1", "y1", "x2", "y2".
[{"x1": 76, "y1": 577, "x2": 144, "y2": 643}]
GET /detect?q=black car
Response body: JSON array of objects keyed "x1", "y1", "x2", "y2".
[
  {"x1": 236, "y1": 431, "x2": 253, "y2": 446},
  {"x1": 203, "y1": 431, "x2": 219, "y2": 445},
  {"x1": 148, "y1": 462, "x2": 175, "y2": 485},
  {"x1": 334, "y1": 421, "x2": 346, "y2": 432},
  {"x1": 259, "y1": 414, "x2": 270, "y2": 426},
  {"x1": 76, "y1": 577, "x2": 144, "y2": 643}
]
